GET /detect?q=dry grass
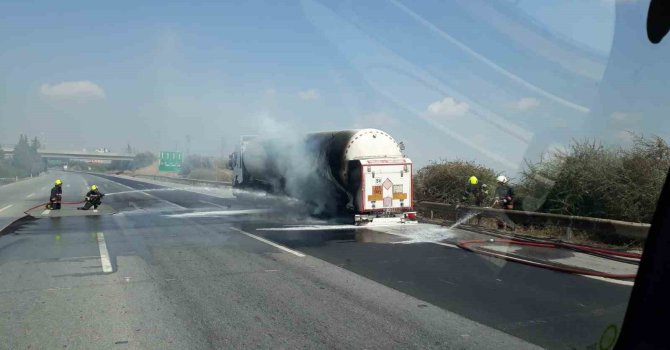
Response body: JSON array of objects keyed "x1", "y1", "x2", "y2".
[{"x1": 187, "y1": 168, "x2": 233, "y2": 182}]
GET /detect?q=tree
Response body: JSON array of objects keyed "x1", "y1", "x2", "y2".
[
  {"x1": 12, "y1": 135, "x2": 31, "y2": 176},
  {"x1": 30, "y1": 137, "x2": 41, "y2": 151},
  {"x1": 179, "y1": 154, "x2": 213, "y2": 176},
  {"x1": 132, "y1": 152, "x2": 156, "y2": 170},
  {"x1": 110, "y1": 160, "x2": 131, "y2": 171},
  {"x1": 9, "y1": 135, "x2": 44, "y2": 176}
]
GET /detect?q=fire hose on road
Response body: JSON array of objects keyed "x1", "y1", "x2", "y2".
[
  {"x1": 23, "y1": 201, "x2": 85, "y2": 215},
  {"x1": 457, "y1": 238, "x2": 639, "y2": 280}
]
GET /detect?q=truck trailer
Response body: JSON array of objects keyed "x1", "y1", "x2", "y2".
[{"x1": 229, "y1": 128, "x2": 416, "y2": 225}]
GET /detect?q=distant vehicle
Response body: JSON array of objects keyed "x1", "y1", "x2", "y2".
[
  {"x1": 230, "y1": 129, "x2": 416, "y2": 225},
  {"x1": 63, "y1": 165, "x2": 68, "y2": 170},
  {"x1": 95, "y1": 148, "x2": 111, "y2": 153}
]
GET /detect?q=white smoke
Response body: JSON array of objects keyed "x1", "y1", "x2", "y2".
[{"x1": 255, "y1": 116, "x2": 341, "y2": 216}]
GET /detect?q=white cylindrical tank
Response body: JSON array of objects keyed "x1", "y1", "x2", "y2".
[{"x1": 239, "y1": 129, "x2": 403, "y2": 189}]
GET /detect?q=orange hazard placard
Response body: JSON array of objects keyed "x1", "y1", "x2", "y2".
[{"x1": 372, "y1": 185, "x2": 382, "y2": 195}]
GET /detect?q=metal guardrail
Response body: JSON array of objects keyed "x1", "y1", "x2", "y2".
[
  {"x1": 132, "y1": 174, "x2": 232, "y2": 187},
  {"x1": 415, "y1": 201, "x2": 650, "y2": 241},
  {"x1": 123, "y1": 175, "x2": 651, "y2": 241}
]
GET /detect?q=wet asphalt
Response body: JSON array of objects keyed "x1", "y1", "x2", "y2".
[{"x1": 0, "y1": 171, "x2": 633, "y2": 349}]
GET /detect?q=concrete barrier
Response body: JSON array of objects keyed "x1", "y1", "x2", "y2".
[{"x1": 415, "y1": 201, "x2": 650, "y2": 242}]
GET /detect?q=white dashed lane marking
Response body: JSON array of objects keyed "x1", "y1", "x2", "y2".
[
  {"x1": 229, "y1": 227, "x2": 305, "y2": 257},
  {"x1": 96, "y1": 232, "x2": 113, "y2": 273}
]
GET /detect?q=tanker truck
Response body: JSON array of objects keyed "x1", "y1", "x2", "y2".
[{"x1": 229, "y1": 129, "x2": 417, "y2": 225}]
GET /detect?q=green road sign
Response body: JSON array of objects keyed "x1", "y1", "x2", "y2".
[{"x1": 159, "y1": 151, "x2": 183, "y2": 172}]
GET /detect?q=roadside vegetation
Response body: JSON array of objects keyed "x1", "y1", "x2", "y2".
[
  {"x1": 0, "y1": 135, "x2": 44, "y2": 178},
  {"x1": 415, "y1": 135, "x2": 670, "y2": 224},
  {"x1": 179, "y1": 155, "x2": 232, "y2": 182},
  {"x1": 414, "y1": 160, "x2": 496, "y2": 205}
]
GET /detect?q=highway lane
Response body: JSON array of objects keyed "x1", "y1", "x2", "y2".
[
  {"x1": 0, "y1": 172, "x2": 92, "y2": 231},
  {"x1": 0, "y1": 171, "x2": 539, "y2": 349},
  {"x1": 99, "y1": 174, "x2": 634, "y2": 349},
  {"x1": 242, "y1": 222, "x2": 632, "y2": 349}
]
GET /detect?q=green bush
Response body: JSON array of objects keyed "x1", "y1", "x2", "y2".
[
  {"x1": 414, "y1": 135, "x2": 668, "y2": 223},
  {"x1": 414, "y1": 160, "x2": 498, "y2": 205},
  {"x1": 517, "y1": 135, "x2": 670, "y2": 223}
]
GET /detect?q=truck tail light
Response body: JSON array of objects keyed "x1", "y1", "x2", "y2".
[{"x1": 405, "y1": 212, "x2": 417, "y2": 220}]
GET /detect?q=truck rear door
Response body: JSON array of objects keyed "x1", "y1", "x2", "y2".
[{"x1": 360, "y1": 158, "x2": 412, "y2": 212}]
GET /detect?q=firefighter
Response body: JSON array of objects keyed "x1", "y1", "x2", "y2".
[
  {"x1": 47, "y1": 179, "x2": 63, "y2": 210},
  {"x1": 493, "y1": 175, "x2": 514, "y2": 209},
  {"x1": 462, "y1": 176, "x2": 488, "y2": 206},
  {"x1": 493, "y1": 175, "x2": 514, "y2": 229},
  {"x1": 77, "y1": 185, "x2": 105, "y2": 210}
]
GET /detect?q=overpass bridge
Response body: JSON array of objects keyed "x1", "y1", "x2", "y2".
[{"x1": 1, "y1": 146, "x2": 135, "y2": 162}]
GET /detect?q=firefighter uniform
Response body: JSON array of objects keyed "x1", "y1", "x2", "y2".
[
  {"x1": 78, "y1": 186, "x2": 104, "y2": 210},
  {"x1": 48, "y1": 180, "x2": 63, "y2": 210}
]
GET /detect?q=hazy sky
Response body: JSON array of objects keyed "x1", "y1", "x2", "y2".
[{"x1": 1, "y1": 0, "x2": 667, "y2": 174}]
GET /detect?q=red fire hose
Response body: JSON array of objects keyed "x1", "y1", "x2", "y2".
[
  {"x1": 23, "y1": 201, "x2": 85, "y2": 215},
  {"x1": 461, "y1": 227, "x2": 642, "y2": 261},
  {"x1": 457, "y1": 239, "x2": 638, "y2": 280}
]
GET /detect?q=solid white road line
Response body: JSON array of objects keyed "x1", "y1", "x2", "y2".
[
  {"x1": 41, "y1": 209, "x2": 50, "y2": 216},
  {"x1": 96, "y1": 232, "x2": 113, "y2": 273},
  {"x1": 582, "y1": 275, "x2": 635, "y2": 286},
  {"x1": 0, "y1": 204, "x2": 13, "y2": 213},
  {"x1": 26, "y1": 193, "x2": 35, "y2": 198},
  {"x1": 229, "y1": 227, "x2": 305, "y2": 257}
]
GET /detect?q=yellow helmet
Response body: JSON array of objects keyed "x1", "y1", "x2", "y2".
[
  {"x1": 55, "y1": 179, "x2": 62, "y2": 186},
  {"x1": 469, "y1": 176, "x2": 478, "y2": 185},
  {"x1": 90, "y1": 185, "x2": 98, "y2": 191}
]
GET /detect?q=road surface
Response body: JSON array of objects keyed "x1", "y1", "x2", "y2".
[{"x1": 0, "y1": 171, "x2": 635, "y2": 349}]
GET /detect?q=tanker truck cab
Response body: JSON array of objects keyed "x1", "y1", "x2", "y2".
[
  {"x1": 352, "y1": 158, "x2": 417, "y2": 225},
  {"x1": 232, "y1": 135, "x2": 257, "y2": 188}
]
